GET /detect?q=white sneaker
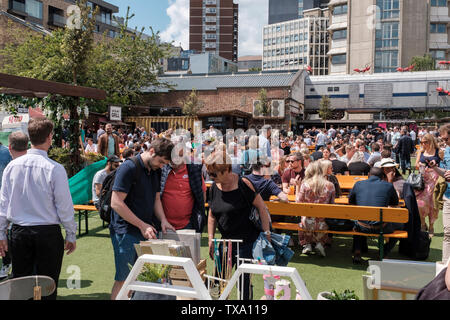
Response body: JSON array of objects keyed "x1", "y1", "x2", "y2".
[
  {"x1": 315, "y1": 243, "x2": 326, "y2": 257},
  {"x1": 302, "y1": 244, "x2": 313, "y2": 255},
  {"x1": 0, "y1": 264, "x2": 11, "y2": 278}
]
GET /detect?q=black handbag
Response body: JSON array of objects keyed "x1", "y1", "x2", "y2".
[
  {"x1": 406, "y1": 170, "x2": 424, "y2": 191},
  {"x1": 239, "y1": 178, "x2": 272, "y2": 232}
]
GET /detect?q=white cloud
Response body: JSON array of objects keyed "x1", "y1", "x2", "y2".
[
  {"x1": 236, "y1": 0, "x2": 268, "y2": 57},
  {"x1": 160, "y1": 0, "x2": 190, "y2": 48},
  {"x1": 160, "y1": 0, "x2": 268, "y2": 57}
]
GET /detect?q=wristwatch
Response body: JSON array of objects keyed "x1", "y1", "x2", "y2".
[{"x1": 264, "y1": 230, "x2": 271, "y2": 236}]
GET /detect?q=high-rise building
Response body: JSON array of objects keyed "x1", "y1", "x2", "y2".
[
  {"x1": 189, "y1": 0, "x2": 238, "y2": 62},
  {"x1": 0, "y1": 0, "x2": 120, "y2": 39},
  {"x1": 328, "y1": 0, "x2": 450, "y2": 75},
  {"x1": 263, "y1": 7, "x2": 330, "y2": 75},
  {"x1": 268, "y1": 0, "x2": 330, "y2": 24}
]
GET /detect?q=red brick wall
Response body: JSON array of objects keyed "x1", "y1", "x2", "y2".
[{"x1": 143, "y1": 87, "x2": 291, "y2": 127}]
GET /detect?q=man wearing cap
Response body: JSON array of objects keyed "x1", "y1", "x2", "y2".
[{"x1": 92, "y1": 155, "x2": 122, "y2": 210}]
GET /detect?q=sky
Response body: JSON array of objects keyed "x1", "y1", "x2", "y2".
[{"x1": 106, "y1": 0, "x2": 268, "y2": 57}]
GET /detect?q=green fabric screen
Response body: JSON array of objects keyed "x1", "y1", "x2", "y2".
[
  {"x1": 0, "y1": 132, "x2": 11, "y2": 146},
  {"x1": 69, "y1": 158, "x2": 107, "y2": 205}
]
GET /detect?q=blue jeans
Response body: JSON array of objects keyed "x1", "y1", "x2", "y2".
[
  {"x1": 400, "y1": 156, "x2": 411, "y2": 173},
  {"x1": 110, "y1": 230, "x2": 146, "y2": 282}
]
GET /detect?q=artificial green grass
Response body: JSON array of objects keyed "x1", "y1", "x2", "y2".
[{"x1": 54, "y1": 209, "x2": 444, "y2": 300}]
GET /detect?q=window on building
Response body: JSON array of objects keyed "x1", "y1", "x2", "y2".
[
  {"x1": 277, "y1": 26, "x2": 281, "y2": 32},
  {"x1": 328, "y1": 87, "x2": 333, "y2": 92},
  {"x1": 285, "y1": 36, "x2": 290, "y2": 43},
  {"x1": 430, "y1": 50, "x2": 446, "y2": 60},
  {"x1": 333, "y1": 4, "x2": 348, "y2": 15},
  {"x1": 431, "y1": 0, "x2": 447, "y2": 6},
  {"x1": 331, "y1": 54, "x2": 346, "y2": 65},
  {"x1": 272, "y1": 38, "x2": 276, "y2": 45},
  {"x1": 290, "y1": 47, "x2": 294, "y2": 54},
  {"x1": 26, "y1": 0, "x2": 43, "y2": 19},
  {"x1": 206, "y1": 16, "x2": 216, "y2": 22},
  {"x1": 431, "y1": 23, "x2": 447, "y2": 33},
  {"x1": 376, "y1": 22, "x2": 399, "y2": 48},
  {"x1": 376, "y1": 0, "x2": 399, "y2": 19},
  {"x1": 332, "y1": 29, "x2": 347, "y2": 40},
  {"x1": 298, "y1": 0, "x2": 304, "y2": 18},
  {"x1": 206, "y1": 7, "x2": 216, "y2": 14},
  {"x1": 294, "y1": 34, "x2": 299, "y2": 41},
  {"x1": 375, "y1": 50, "x2": 398, "y2": 72},
  {"x1": 281, "y1": 25, "x2": 284, "y2": 32}
]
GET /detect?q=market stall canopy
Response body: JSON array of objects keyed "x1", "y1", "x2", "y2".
[{"x1": 0, "y1": 73, "x2": 106, "y2": 100}]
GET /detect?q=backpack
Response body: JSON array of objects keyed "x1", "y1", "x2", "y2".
[{"x1": 98, "y1": 157, "x2": 142, "y2": 223}]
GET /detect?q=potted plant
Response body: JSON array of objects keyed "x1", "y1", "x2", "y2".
[
  {"x1": 317, "y1": 289, "x2": 359, "y2": 300},
  {"x1": 130, "y1": 263, "x2": 175, "y2": 300},
  {"x1": 81, "y1": 152, "x2": 106, "y2": 166}
]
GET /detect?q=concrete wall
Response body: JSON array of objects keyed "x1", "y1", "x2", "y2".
[
  {"x1": 348, "y1": 0, "x2": 375, "y2": 74},
  {"x1": 400, "y1": 0, "x2": 429, "y2": 67}
]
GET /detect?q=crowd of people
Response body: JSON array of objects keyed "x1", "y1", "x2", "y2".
[{"x1": 0, "y1": 119, "x2": 449, "y2": 300}]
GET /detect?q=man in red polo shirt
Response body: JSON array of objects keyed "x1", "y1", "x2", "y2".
[{"x1": 160, "y1": 145, "x2": 206, "y2": 231}]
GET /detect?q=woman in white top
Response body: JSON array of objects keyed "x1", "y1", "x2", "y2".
[{"x1": 84, "y1": 138, "x2": 97, "y2": 153}]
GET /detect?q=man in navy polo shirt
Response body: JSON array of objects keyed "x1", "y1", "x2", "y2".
[{"x1": 109, "y1": 138, "x2": 175, "y2": 300}]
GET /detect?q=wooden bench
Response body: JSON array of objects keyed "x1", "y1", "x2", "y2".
[
  {"x1": 73, "y1": 205, "x2": 98, "y2": 237},
  {"x1": 265, "y1": 201, "x2": 409, "y2": 259}
]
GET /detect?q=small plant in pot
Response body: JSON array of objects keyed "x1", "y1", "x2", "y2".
[
  {"x1": 129, "y1": 263, "x2": 176, "y2": 300},
  {"x1": 317, "y1": 289, "x2": 359, "y2": 300}
]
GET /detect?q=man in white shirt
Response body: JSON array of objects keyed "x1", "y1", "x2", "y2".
[
  {"x1": 84, "y1": 137, "x2": 97, "y2": 153},
  {"x1": 0, "y1": 118, "x2": 77, "y2": 300},
  {"x1": 409, "y1": 129, "x2": 417, "y2": 145}
]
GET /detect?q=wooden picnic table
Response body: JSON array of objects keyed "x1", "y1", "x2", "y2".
[
  {"x1": 269, "y1": 194, "x2": 405, "y2": 206},
  {"x1": 336, "y1": 175, "x2": 368, "y2": 190}
]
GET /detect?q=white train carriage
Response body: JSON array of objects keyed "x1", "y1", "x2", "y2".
[{"x1": 304, "y1": 70, "x2": 450, "y2": 111}]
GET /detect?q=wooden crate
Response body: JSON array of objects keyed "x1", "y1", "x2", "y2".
[{"x1": 169, "y1": 259, "x2": 206, "y2": 288}]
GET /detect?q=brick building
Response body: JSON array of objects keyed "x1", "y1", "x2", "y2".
[
  {"x1": 0, "y1": 0, "x2": 126, "y2": 56},
  {"x1": 142, "y1": 71, "x2": 307, "y2": 131},
  {"x1": 189, "y1": 0, "x2": 239, "y2": 62}
]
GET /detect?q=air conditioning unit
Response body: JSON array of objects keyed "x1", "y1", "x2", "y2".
[
  {"x1": 271, "y1": 100, "x2": 285, "y2": 118},
  {"x1": 252, "y1": 100, "x2": 261, "y2": 117}
]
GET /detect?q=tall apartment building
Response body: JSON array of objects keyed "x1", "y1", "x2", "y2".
[
  {"x1": 0, "y1": 0, "x2": 121, "y2": 39},
  {"x1": 268, "y1": 0, "x2": 330, "y2": 24},
  {"x1": 189, "y1": 0, "x2": 238, "y2": 62},
  {"x1": 262, "y1": 8, "x2": 330, "y2": 75},
  {"x1": 328, "y1": 0, "x2": 450, "y2": 75}
]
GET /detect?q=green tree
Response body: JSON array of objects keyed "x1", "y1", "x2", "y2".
[
  {"x1": 318, "y1": 95, "x2": 333, "y2": 130},
  {"x1": 410, "y1": 54, "x2": 436, "y2": 71},
  {"x1": 255, "y1": 88, "x2": 270, "y2": 116},
  {"x1": 180, "y1": 89, "x2": 203, "y2": 116},
  {"x1": 0, "y1": 1, "x2": 171, "y2": 175}
]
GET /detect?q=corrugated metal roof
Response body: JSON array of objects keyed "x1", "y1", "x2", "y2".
[{"x1": 144, "y1": 71, "x2": 302, "y2": 93}]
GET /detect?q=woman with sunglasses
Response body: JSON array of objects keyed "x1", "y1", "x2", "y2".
[
  {"x1": 206, "y1": 148, "x2": 271, "y2": 300},
  {"x1": 415, "y1": 133, "x2": 441, "y2": 235}
]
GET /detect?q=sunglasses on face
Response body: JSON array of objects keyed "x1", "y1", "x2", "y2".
[
  {"x1": 421, "y1": 141, "x2": 429, "y2": 144},
  {"x1": 286, "y1": 160, "x2": 296, "y2": 163}
]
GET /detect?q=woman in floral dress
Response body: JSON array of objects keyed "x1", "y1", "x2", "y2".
[
  {"x1": 415, "y1": 133, "x2": 440, "y2": 235},
  {"x1": 295, "y1": 161, "x2": 335, "y2": 257}
]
